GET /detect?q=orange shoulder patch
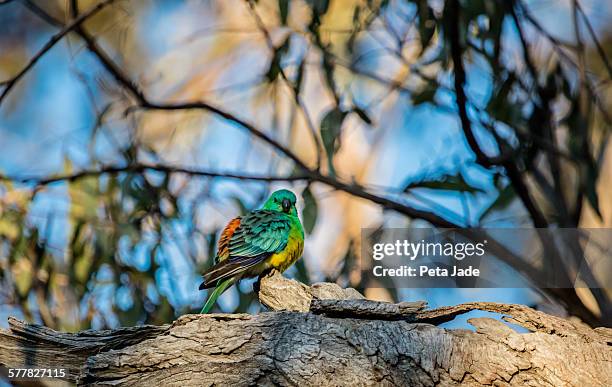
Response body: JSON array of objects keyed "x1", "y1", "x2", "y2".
[{"x1": 216, "y1": 217, "x2": 241, "y2": 261}]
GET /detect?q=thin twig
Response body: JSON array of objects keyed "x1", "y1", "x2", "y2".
[
  {"x1": 70, "y1": 0, "x2": 146, "y2": 104},
  {"x1": 0, "y1": 159, "x2": 459, "y2": 228},
  {"x1": 0, "y1": 0, "x2": 116, "y2": 105}
]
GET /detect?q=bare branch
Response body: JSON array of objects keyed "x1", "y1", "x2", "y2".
[
  {"x1": 65, "y1": 0, "x2": 311, "y2": 172},
  {"x1": 131, "y1": 101, "x2": 311, "y2": 170},
  {"x1": 0, "y1": 163, "x2": 309, "y2": 187},
  {"x1": 509, "y1": 3, "x2": 567, "y2": 226},
  {"x1": 0, "y1": 0, "x2": 116, "y2": 106},
  {"x1": 0, "y1": 156, "x2": 458, "y2": 227},
  {"x1": 311, "y1": 172, "x2": 459, "y2": 227},
  {"x1": 446, "y1": 0, "x2": 492, "y2": 168}
]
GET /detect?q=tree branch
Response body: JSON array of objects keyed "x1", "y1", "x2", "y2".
[
  {"x1": 446, "y1": 0, "x2": 491, "y2": 168},
  {"x1": 131, "y1": 101, "x2": 311, "y2": 170},
  {"x1": 509, "y1": 1, "x2": 570, "y2": 226},
  {"x1": 444, "y1": 4, "x2": 609, "y2": 323},
  {"x1": 20, "y1": 0, "x2": 63, "y2": 28},
  {"x1": 0, "y1": 163, "x2": 310, "y2": 187},
  {"x1": 0, "y1": 0, "x2": 116, "y2": 106}
]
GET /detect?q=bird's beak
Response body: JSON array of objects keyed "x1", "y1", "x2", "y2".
[{"x1": 282, "y1": 198, "x2": 291, "y2": 212}]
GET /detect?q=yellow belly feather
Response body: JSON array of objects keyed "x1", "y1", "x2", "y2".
[{"x1": 268, "y1": 235, "x2": 304, "y2": 272}]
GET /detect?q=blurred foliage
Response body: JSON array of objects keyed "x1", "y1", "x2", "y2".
[{"x1": 0, "y1": 0, "x2": 611, "y2": 329}]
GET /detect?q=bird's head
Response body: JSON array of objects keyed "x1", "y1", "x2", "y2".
[{"x1": 263, "y1": 189, "x2": 298, "y2": 216}]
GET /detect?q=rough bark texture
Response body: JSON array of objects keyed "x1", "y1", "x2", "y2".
[{"x1": 0, "y1": 272, "x2": 610, "y2": 386}]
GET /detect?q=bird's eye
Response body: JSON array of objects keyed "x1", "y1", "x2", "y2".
[{"x1": 282, "y1": 198, "x2": 291, "y2": 212}]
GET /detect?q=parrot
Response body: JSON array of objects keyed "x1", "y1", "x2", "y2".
[{"x1": 199, "y1": 189, "x2": 304, "y2": 313}]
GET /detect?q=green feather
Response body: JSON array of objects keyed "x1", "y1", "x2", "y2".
[
  {"x1": 200, "y1": 278, "x2": 234, "y2": 314},
  {"x1": 227, "y1": 210, "x2": 291, "y2": 257}
]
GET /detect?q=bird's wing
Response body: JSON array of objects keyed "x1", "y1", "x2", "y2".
[
  {"x1": 216, "y1": 216, "x2": 242, "y2": 263},
  {"x1": 200, "y1": 210, "x2": 291, "y2": 289},
  {"x1": 227, "y1": 210, "x2": 291, "y2": 259}
]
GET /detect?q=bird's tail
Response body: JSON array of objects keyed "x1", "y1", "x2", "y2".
[{"x1": 200, "y1": 278, "x2": 234, "y2": 314}]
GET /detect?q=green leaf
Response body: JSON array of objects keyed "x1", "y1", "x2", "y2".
[
  {"x1": 278, "y1": 0, "x2": 290, "y2": 25},
  {"x1": 302, "y1": 186, "x2": 318, "y2": 234},
  {"x1": 404, "y1": 172, "x2": 485, "y2": 194},
  {"x1": 320, "y1": 107, "x2": 347, "y2": 176},
  {"x1": 480, "y1": 185, "x2": 516, "y2": 220}
]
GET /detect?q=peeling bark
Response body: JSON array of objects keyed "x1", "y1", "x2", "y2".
[{"x1": 1, "y1": 272, "x2": 610, "y2": 386}]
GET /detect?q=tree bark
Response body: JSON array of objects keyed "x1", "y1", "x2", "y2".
[{"x1": 1, "y1": 272, "x2": 610, "y2": 386}]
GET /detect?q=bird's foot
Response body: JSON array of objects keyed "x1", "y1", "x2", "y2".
[{"x1": 255, "y1": 269, "x2": 280, "y2": 293}]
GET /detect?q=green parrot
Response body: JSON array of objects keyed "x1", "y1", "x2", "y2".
[{"x1": 199, "y1": 189, "x2": 304, "y2": 313}]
